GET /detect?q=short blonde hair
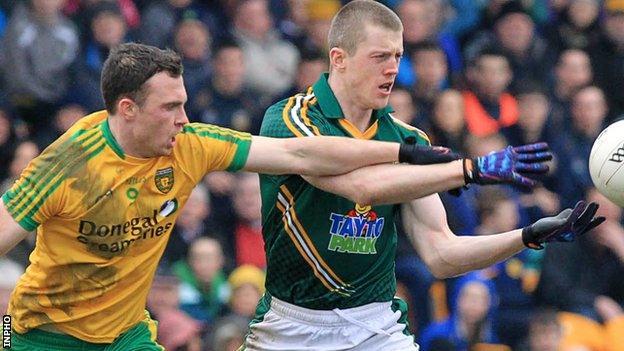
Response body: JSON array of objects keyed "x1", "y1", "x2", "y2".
[{"x1": 328, "y1": 0, "x2": 403, "y2": 55}]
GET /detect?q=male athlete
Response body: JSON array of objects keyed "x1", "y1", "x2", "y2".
[
  {"x1": 0, "y1": 41, "x2": 557, "y2": 349},
  {"x1": 247, "y1": 1, "x2": 604, "y2": 350}
]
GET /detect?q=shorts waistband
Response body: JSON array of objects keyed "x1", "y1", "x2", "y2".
[{"x1": 269, "y1": 295, "x2": 391, "y2": 326}]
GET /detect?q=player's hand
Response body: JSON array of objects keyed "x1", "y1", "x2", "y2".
[
  {"x1": 521, "y1": 201, "x2": 606, "y2": 250},
  {"x1": 464, "y1": 142, "x2": 553, "y2": 188},
  {"x1": 398, "y1": 143, "x2": 462, "y2": 165}
]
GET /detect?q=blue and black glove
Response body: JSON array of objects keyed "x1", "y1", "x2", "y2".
[
  {"x1": 522, "y1": 201, "x2": 606, "y2": 250},
  {"x1": 463, "y1": 142, "x2": 553, "y2": 188}
]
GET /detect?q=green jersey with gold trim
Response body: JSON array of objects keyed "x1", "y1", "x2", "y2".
[
  {"x1": 259, "y1": 73, "x2": 429, "y2": 309},
  {"x1": 2, "y1": 110, "x2": 251, "y2": 343}
]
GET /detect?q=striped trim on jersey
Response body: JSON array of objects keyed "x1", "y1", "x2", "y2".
[
  {"x1": 2, "y1": 122, "x2": 108, "y2": 231},
  {"x1": 282, "y1": 88, "x2": 321, "y2": 137},
  {"x1": 275, "y1": 185, "x2": 354, "y2": 297},
  {"x1": 182, "y1": 123, "x2": 252, "y2": 171},
  {"x1": 389, "y1": 114, "x2": 430, "y2": 144}
]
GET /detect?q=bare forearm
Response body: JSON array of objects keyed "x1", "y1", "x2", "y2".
[
  {"x1": 288, "y1": 136, "x2": 400, "y2": 176},
  {"x1": 306, "y1": 160, "x2": 465, "y2": 205},
  {"x1": 434, "y1": 230, "x2": 525, "y2": 277}
]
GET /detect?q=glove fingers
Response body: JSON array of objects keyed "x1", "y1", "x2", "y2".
[
  {"x1": 571, "y1": 201, "x2": 598, "y2": 233},
  {"x1": 515, "y1": 162, "x2": 550, "y2": 174},
  {"x1": 513, "y1": 142, "x2": 549, "y2": 153},
  {"x1": 517, "y1": 151, "x2": 553, "y2": 162},
  {"x1": 583, "y1": 216, "x2": 606, "y2": 234}
]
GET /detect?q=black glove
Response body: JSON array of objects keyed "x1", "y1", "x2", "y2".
[
  {"x1": 398, "y1": 143, "x2": 462, "y2": 165},
  {"x1": 522, "y1": 201, "x2": 606, "y2": 250}
]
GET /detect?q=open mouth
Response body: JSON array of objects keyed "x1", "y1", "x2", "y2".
[{"x1": 379, "y1": 82, "x2": 393, "y2": 94}]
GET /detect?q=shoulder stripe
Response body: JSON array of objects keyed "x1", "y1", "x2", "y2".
[
  {"x1": 389, "y1": 115, "x2": 430, "y2": 144},
  {"x1": 7, "y1": 130, "x2": 105, "y2": 221},
  {"x1": 6, "y1": 126, "x2": 101, "y2": 214},
  {"x1": 184, "y1": 124, "x2": 251, "y2": 140},
  {"x1": 282, "y1": 92, "x2": 320, "y2": 137},
  {"x1": 183, "y1": 124, "x2": 251, "y2": 140},
  {"x1": 277, "y1": 185, "x2": 354, "y2": 296}
]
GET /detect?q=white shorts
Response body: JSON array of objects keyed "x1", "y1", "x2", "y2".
[{"x1": 242, "y1": 296, "x2": 419, "y2": 351}]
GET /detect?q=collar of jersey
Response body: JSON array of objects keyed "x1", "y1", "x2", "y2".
[
  {"x1": 311, "y1": 73, "x2": 394, "y2": 120},
  {"x1": 101, "y1": 117, "x2": 126, "y2": 159}
]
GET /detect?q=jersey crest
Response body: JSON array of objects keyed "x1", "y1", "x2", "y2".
[{"x1": 154, "y1": 167, "x2": 174, "y2": 193}]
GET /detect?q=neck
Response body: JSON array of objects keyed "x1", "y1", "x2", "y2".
[
  {"x1": 328, "y1": 73, "x2": 373, "y2": 132},
  {"x1": 108, "y1": 115, "x2": 141, "y2": 158}
]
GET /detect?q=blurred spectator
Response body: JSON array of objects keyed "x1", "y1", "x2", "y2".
[
  {"x1": 418, "y1": 271, "x2": 501, "y2": 351},
  {"x1": 410, "y1": 41, "x2": 450, "y2": 120},
  {"x1": 549, "y1": 49, "x2": 593, "y2": 130},
  {"x1": 54, "y1": 103, "x2": 86, "y2": 134},
  {"x1": 225, "y1": 264, "x2": 265, "y2": 320},
  {"x1": 232, "y1": 0, "x2": 299, "y2": 106},
  {"x1": 544, "y1": 0, "x2": 601, "y2": 55},
  {"x1": 0, "y1": 107, "x2": 18, "y2": 182},
  {"x1": 163, "y1": 183, "x2": 212, "y2": 265},
  {"x1": 147, "y1": 274, "x2": 202, "y2": 351},
  {"x1": 69, "y1": 2, "x2": 128, "y2": 113},
  {"x1": 518, "y1": 308, "x2": 563, "y2": 351},
  {"x1": 589, "y1": 0, "x2": 624, "y2": 118},
  {"x1": 463, "y1": 47, "x2": 518, "y2": 138},
  {"x1": 139, "y1": 0, "x2": 216, "y2": 49},
  {"x1": 278, "y1": 0, "x2": 310, "y2": 49},
  {"x1": 230, "y1": 173, "x2": 265, "y2": 269},
  {"x1": 0, "y1": 258, "x2": 24, "y2": 315},
  {"x1": 428, "y1": 89, "x2": 467, "y2": 153},
  {"x1": 503, "y1": 80, "x2": 552, "y2": 147},
  {"x1": 551, "y1": 86, "x2": 608, "y2": 207},
  {"x1": 464, "y1": 1, "x2": 552, "y2": 89},
  {"x1": 193, "y1": 40, "x2": 262, "y2": 133},
  {"x1": 277, "y1": 48, "x2": 326, "y2": 101},
  {"x1": 63, "y1": 0, "x2": 141, "y2": 30},
  {"x1": 208, "y1": 314, "x2": 250, "y2": 351},
  {"x1": 0, "y1": 140, "x2": 40, "y2": 194},
  {"x1": 174, "y1": 19, "x2": 212, "y2": 121},
  {"x1": 475, "y1": 186, "x2": 543, "y2": 347},
  {"x1": 536, "y1": 188, "x2": 624, "y2": 321},
  {"x1": 173, "y1": 237, "x2": 230, "y2": 324},
  {"x1": 395, "y1": 0, "x2": 462, "y2": 87},
  {"x1": 1, "y1": 0, "x2": 79, "y2": 144},
  {"x1": 302, "y1": 0, "x2": 340, "y2": 54},
  {"x1": 388, "y1": 87, "x2": 418, "y2": 126}
]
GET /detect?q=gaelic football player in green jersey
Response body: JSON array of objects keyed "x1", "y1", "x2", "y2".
[{"x1": 247, "y1": 1, "x2": 604, "y2": 350}]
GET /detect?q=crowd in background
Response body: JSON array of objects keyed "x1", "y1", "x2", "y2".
[{"x1": 1, "y1": 0, "x2": 624, "y2": 350}]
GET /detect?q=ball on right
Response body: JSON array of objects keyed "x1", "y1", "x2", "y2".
[{"x1": 589, "y1": 119, "x2": 624, "y2": 207}]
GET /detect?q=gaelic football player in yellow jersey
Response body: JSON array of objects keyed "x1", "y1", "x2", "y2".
[{"x1": 0, "y1": 42, "x2": 485, "y2": 350}]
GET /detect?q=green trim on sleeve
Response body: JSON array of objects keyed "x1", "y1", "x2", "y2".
[
  {"x1": 2, "y1": 192, "x2": 39, "y2": 231},
  {"x1": 226, "y1": 138, "x2": 252, "y2": 172}
]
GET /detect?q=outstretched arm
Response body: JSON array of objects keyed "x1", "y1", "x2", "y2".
[
  {"x1": 242, "y1": 135, "x2": 400, "y2": 176},
  {"x1": 401, "y1": 194, "x2": 524, "y2": 278},
  {"x1": 0, "y1": 200, "x2": 29, "y2": 256},
  {"x1": 402, "y1": 195, "x2": 605, "y2": 279},
  {"x1": 306, "y1": 142, "x2": 552, "y2": 205}
]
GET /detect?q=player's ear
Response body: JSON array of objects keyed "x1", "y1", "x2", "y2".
[
  {"x1": 329, "y1": 47, "x2": 347, "y2": 72},
  {"x1": 117, "y1": 98, "x2": 137, "y2": 121}
]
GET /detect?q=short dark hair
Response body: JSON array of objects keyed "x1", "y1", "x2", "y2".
[
  {"x1": 471, "y1": 46, "x2": 510, "y2": 68},
  {"x1": 101, "y1": 42, "x2": 183, "y2": 114}
]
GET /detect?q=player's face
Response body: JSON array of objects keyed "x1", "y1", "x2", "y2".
[
  {"x1": 343, "y1": 24, "x2": 403, "y2": 111},
  {"x1": 135, "y1": 72, "x2": 189, "y2": 157}
]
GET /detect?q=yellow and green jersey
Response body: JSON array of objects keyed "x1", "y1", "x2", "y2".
[
  {"x1": 259, "y1": 73, "x2": 430, "y2": 310},
  {"x1": 2, "y1": 110, "x2": 251, "y2": 343}
]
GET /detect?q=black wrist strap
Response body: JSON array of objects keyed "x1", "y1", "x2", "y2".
[
  {"x1": 398, "y1": 143, "x2": 412, "y2": 164},
  {"x1": 522, "y1": 226, "x2": 544, "y2": 250}
]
